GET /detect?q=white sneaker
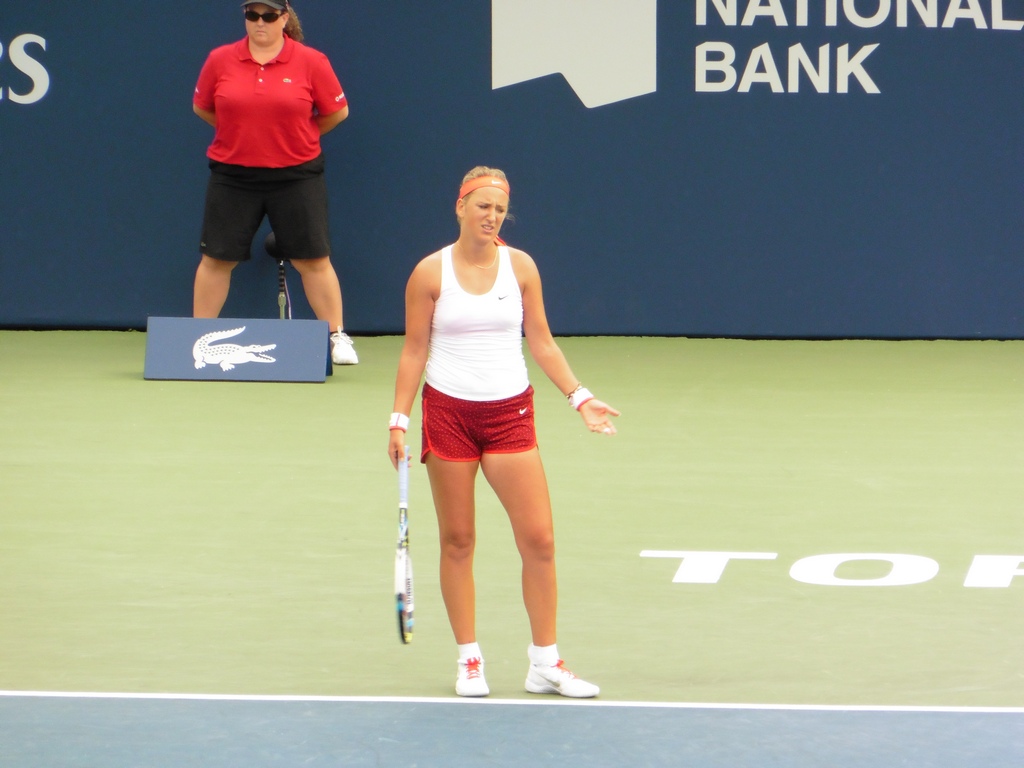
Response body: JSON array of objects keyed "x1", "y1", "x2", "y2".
[
  {"x1": 330, "y1": 331, "x2": 358, "y2": 365},
  {"x1": 525, "y1": 660, "x2": 599, "y2": 698},
  {"x1": 455, "y1": 657, "x2": 489, "y2": 697}
]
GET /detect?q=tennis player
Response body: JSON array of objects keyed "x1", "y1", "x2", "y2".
[
  {"x1": 192, "y1": 1, "x2": 358, "y2": 365},
  {"x1": 387, "y1": 167, "x2": 619, "y2": 697}
]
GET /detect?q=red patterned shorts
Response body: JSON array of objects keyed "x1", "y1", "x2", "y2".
[{"x1": 421, "y1": 383, "x2": 537, "y2": 462}]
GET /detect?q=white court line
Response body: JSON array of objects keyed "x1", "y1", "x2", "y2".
[{"x1": 0, "y1": 691, "x2": 1021, "y2": 714}]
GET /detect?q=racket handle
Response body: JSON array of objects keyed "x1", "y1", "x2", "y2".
[
  {"x1": 398, "y1": 445, "x2": 410, "y2": 506},
  {"x1": 277, "y1": 261, "x2": 287, "y2": 320}
]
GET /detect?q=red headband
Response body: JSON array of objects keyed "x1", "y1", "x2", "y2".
[{"x1": 458, "y1": 176, "x2": 511, "y2": 201}]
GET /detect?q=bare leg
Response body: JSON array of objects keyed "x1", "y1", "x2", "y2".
[
  {"x1": 480, "y1": 448, "x2": 557, "y2": 647},
  {"x1": 290, "y1": 256, "x2": 344, "y2": 330},
  {"x1": 426, "y1": 455, "x2": 480, "y2": 644},
  {"x1": 193, "y1": 255, "x2": 237, "y2": 318}
]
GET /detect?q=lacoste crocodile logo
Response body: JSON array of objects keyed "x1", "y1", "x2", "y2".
[{"x1": 192, "y1": 327, "x2": 277, "y2": 371}]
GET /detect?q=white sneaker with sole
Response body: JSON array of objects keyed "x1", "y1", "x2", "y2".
[
  {"x1": 456, "y1": 657, "x2": 489, "y2": 697},
  {"x1": 525, "y1": 660, "x2": 599, "y2": 698},
  {"x1": 330, "y1": 331, "x2": 358, "y2": 365}
]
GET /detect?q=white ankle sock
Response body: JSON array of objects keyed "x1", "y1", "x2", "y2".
[
  {"x1": 458, "y1": 642, "x2": 483, "y2": 661},
  {"x1": 528, "y1": 643, "x2": 559, "y2": 667}
]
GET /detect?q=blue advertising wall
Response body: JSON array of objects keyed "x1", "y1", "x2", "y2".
[{"x1": 3, "y1": 2, "x2": 1022, "y2": 337}]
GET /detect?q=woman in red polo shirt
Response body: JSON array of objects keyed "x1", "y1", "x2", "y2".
[{"x1": 192, "y1": 1, "x2": 357, "y2": 365}]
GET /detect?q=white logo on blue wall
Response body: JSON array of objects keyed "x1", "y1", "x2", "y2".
[
  {"x1": 193, "y1": 327, "x2": 277, "y2": 371},
  {"x1": 491, "y1": 1, "x2": 1024, "y2": 103},
  {"x1": 491, "y1": 0, "x2": 657, "y2": 109}
]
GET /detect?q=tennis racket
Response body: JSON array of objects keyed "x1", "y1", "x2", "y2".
[{"x1": 395, "y1": 445, "x2": 414, "y2": 644}]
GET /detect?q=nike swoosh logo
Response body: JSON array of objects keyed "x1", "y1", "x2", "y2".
[
  {"x1": 498, "y1": 295, "x2": 509, "y2": 300},
  {"x1": 519, "y1": 408, "x2": 528, "y2": 415}
]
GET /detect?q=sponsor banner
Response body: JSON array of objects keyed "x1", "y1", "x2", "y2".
[
  {"x1": 4, "y1": 3, "x2": 1024, "y2": 336},
  {"x1": 144, "y1": 317, "x2": 331, "y2": 383},
  {"x1": 495, "y1": 0, "x2": 1024, "y2": 105}
]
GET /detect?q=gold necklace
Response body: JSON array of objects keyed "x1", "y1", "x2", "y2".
[
  {"x1": 458, "y1": 244, "x2": 498, "y2": 270},
  {"x1": 472, "y1": 250, "x2": 498, "y2": 270}
]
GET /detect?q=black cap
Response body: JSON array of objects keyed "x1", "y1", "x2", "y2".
[{"x1": 242, "y1": 1, "x2": 288, "y2": 11}]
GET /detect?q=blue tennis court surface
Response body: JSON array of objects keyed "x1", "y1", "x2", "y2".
[{"x1": 1, "y1": 693, "x2": 1022, "y2": 767}]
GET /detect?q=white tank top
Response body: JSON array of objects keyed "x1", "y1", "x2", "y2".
[{"x1": 425, "y1": 245, "x2": 529, "y2": 401}]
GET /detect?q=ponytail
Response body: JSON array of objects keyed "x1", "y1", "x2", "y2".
[{"x1": 284, "y1": 3, "x2": 304, "y2": 43}]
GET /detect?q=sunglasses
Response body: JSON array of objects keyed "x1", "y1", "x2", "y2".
[{"x1": 244, "y1": 10, "x2": 284, "y2": 23}]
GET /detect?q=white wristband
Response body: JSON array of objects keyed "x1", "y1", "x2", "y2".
[
  {"x1": 569, "y1": 387, "x2": 594, "y2": 411},
  {"x1": 389, "y1": 412, "x2": 410, "y2": 431}
]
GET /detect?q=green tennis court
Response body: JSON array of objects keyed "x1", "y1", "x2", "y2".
[{"x1": 1, "y1": 332, "x2": 1021, "y2": 763}]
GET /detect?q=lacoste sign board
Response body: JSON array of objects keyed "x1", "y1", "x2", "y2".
[{"x1": 144, "y1": 317, "x2": 332, "y2": 383}]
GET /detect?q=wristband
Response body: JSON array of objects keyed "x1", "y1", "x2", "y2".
[
  {"x1": 389, "y1": 412, "x2": 410, "y2": 431},
  {"x1": 569, "y1": 387, "x2": 594, "y2": 411}
]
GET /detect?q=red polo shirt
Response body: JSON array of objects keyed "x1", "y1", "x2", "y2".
[{"x1": 194, "y1": 36, "x2": 348, "y2": 168}]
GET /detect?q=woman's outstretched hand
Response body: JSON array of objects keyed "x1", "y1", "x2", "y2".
[{"x1": 579, "y1": 399, "x2": 620, "y2": 435}]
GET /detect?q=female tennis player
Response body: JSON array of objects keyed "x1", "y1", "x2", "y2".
[{"x1": 387, "y1": 167, "x2": 619, "y2": 697}]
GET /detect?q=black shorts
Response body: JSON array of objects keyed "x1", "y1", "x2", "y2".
[{"x1": 200, "y1": 155, "x2": 331, "y2": 262}]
